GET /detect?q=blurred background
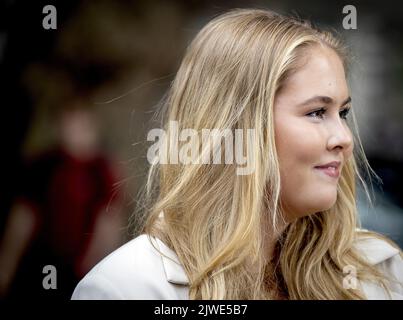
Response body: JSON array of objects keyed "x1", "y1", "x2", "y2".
[{"x1": 0, "y1": 0, "x2": 402, "y2": 300}]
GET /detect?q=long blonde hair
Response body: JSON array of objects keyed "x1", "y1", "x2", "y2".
[{"x1": 133, "y1": 8, "x2": 400, "y2": 299}]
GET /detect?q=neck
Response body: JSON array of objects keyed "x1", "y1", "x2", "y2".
[{"x1": 262, "y1": 214, "x2": 289, "y2": 264}]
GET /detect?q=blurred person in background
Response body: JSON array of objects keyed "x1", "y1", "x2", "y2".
[{"x1": 0, "y1": 99, "x2": 123, "y2": 299}]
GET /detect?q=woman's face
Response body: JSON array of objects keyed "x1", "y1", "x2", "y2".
[{"x1": 274, "y1": 45, "x2": 354, "y2": 222}]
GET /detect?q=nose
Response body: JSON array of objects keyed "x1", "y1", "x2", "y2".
[{"x1": 326, "y1": 118, "x2": 353, "y2": 153}]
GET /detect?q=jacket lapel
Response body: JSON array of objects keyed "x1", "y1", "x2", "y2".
[{"x1": 153, "y1": 236, "x2": 189, "y2": 285}]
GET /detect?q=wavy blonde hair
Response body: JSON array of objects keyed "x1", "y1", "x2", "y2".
[{"x1": 133, "y1": 8, "x2": 401, "y2": 299}]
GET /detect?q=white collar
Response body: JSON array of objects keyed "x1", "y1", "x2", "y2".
[
  {"x1": 152, "y1": 236, "x2": 189, "y2": 285},
  {"x1": 353, "y1": 233, "x2": 400, "y2": 265}
]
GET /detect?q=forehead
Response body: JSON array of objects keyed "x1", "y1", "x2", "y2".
[{"x1": 276, "y1": 46, "x2": 349, "y2": 104}]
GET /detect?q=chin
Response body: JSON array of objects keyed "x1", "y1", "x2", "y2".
[
  {"x1": 303, "y1": 193, "x2": 337, "y2": 215},
  {"x1": 319, "y1": 183, "x2": 338, "y2": 200},
  {"x1": 316, "y1": 196, "x2": 337, "y2": 212}
]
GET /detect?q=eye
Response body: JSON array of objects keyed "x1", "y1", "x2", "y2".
[
  {"x1": 339, "y1": 107, "x2": 351, "y2": 120},
  {"x1": 307, "y1": 107, "x2": 352, "y2": 120},
  {"x1": 307, "y1": 107, "x2": 326, "y2": 119}
]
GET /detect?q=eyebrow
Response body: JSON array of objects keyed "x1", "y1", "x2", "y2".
[{"x1": 298, "y1": 96, "x2": 352, "y2": 107}]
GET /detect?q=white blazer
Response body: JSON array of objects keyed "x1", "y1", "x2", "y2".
[{"x1": 71, "y1": 233, "x2": 403, "y2": 300}]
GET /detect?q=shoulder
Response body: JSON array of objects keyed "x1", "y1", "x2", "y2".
[
  {"x1": 71, "y1": 234, "x2": 189, "y2": 300},
  {"x1": 354, "y1": 229, "x2": 403, "y2": 299}
]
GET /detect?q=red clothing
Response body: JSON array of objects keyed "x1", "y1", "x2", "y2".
[{"x1": 19, "y1": 148, "x2": 117, "y2": 275}]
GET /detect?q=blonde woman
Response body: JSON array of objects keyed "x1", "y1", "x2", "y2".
[{"x1": 72, "y1": 8, "x2": 403, "y2": 300}]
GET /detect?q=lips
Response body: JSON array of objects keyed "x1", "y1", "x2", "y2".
[
  {"x1": 314, "y1": 161, "x2": 341, "y2": 178},
  {"x1": 315, "y1": 161, "x2": 341, "y2": 169}
]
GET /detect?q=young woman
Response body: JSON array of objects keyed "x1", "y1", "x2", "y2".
[{"x1": 72, "y1": 8, "x2": 403, "y2": 300}]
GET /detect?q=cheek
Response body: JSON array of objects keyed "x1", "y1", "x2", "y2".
[
  {"x1": 275, "y1": 121, "x2": 335, "y2": 217},
  {"x1": 275, "y1": 122, "x2": 324, "y2": 170}
]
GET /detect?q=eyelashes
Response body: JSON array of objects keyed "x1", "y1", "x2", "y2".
[
  {"x1": 307, "y1": 107, "x2": 351, "y2": 120},
  {"x1": 339, "y1": 107, "x2": 351, "y2": 120}
]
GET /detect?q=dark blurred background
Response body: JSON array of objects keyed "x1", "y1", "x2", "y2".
[{"x1": 0, "y1": 0, "x2": 402, "y2": 300}]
